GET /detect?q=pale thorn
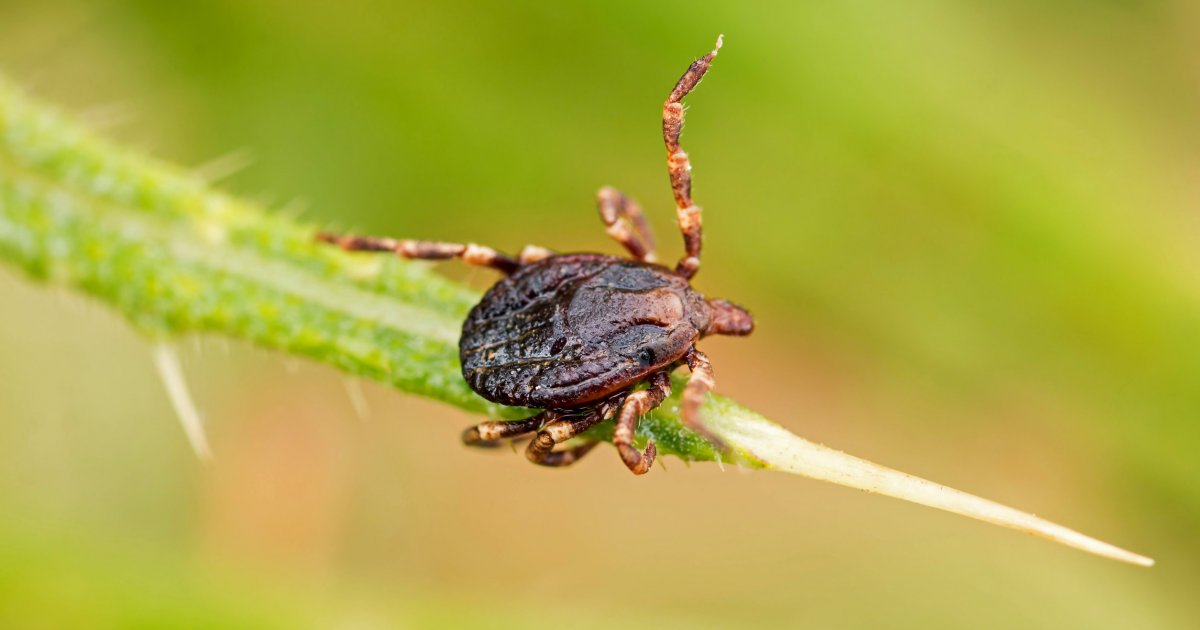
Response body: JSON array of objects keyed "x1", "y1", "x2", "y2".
[
  {"x1": 278, "y1": 197, "x2": 309, "y2": 220},
  {"x1": 712, "y1": 414, "x2": 1154, "y2": 567},
  {"x1": 713, "y1": 34, "x2": 724, "y2": 56},
  {"x1": 193, "y1": 148, "x2": 254, "y2": 184},
  {"x1": 342, "y1": 377, "x2": 371, "y2": 422},
  {"x1": 152, "y1": 343, "x2": 212, "y2": 462},
  {"x1": 77, "y1": 101, "x2": 136, "y2": 132}
]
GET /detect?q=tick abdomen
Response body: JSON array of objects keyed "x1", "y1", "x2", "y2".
[{"x1": 460, "y1": 254, "x2": 704, "y2": 408}]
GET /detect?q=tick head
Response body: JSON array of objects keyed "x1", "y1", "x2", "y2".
[
  {"x1": 569, "y1": 280, "x2": 700, "y2": 370},
  {"x1": 608, "y1": 321, "x2": 697, "y2": 372}
]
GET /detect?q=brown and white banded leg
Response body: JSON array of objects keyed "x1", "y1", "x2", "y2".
[
  {"x1": 517, "y1": 244, "x2": 555, "y2": 265},
  {"x1": 525, "y1": 412, "x2": 604, "y2": 467},
  {"x1": 461, "y1": 414, "x2": 546, "y2": 448},
  {"x1": 681, "y1": 347, "x2": 726, "y2": 451},
  {"x1": 317, "y1": 232, "x2": 521, "y2": 274},
  {"x1": 462, "y1": 411, "x2": 596, "y2": 465},
  {"x1": 613, "y1": 370, "x2": 672, "y2": 475},
  {"x1": 596, "y1": 186, "x2": 657, "y2": 263},
  {"x1": 529, "y1": 438, "x2": 601, "y2": 467},
  {"x1": 663, "y1": 35, "x2": 722, "y2": 280},
  {"x1": 526, "y1": 395, "x2": 624, "y2": 468}
]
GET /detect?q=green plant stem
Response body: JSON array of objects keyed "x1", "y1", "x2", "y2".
[{"x1": 0, "y1": 78, "x2": 1153, "y2": 566}]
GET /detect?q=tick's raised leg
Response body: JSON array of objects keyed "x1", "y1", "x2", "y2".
[
  {"x1": 596, "y1": 187, "x2": 656, "y2": 263},
  {"x1": 613, "y1": 371, "x2": 672, "y2": 475},
  {"x1": 663, "y1": 36, "x2": 721, "y2": 280},
  {"x1": 317, "y1": 232, "x2": 521, "y2": 274},
  {"x1": 461, "y1": 414, "x2": 546, "y2": 448},
  {"x1": 681, "y1": 347, "x2": 726, "y2": 452}
]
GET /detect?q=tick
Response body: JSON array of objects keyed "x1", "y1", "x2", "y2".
[{"x1": 319, "y1": 37, "x2": 752, "y2": 474}]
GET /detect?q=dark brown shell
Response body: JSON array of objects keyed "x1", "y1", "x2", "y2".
[{"x1": 460, "y1": 253, "x2": 711, "y2": 408}]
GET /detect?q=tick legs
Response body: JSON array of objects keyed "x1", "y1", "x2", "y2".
[
  {"x1": 461, "y1": 411, "x2": 596, "y2": 465},
  {"x1": 596, "y1": 187, "x2": 656, "y2": 263},
  {"x1": 525, "y1": 394, "x2": 625, "y2": 468},
  {"x1": 517, "y1": 244, "x2": 555, "y2": 265},
  {"x1": 663, "y1": 36, "x2": 721, "y2": 280},
  {"x1": 613, "y1": 371, "x2": 672, "y2": 475},
  {"x1": 682, "y1": 347, "x2": 726, "y2": 451},
  {"x1": 526, "y1": 412, "x2": 606, "y2": 467},
  {"x1": 461, "y1": 415, "x2": 546, "y2": 448},
  {"x1": 462, "y1": 397, "x2": 622, "y2": 468},
  {"x1": 317, "y1": 232, "x2": 521, "y2": 274}
]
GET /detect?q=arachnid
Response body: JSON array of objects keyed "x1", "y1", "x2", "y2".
[{"x1": 319, "y1": 37, "x2": 752, "y2": 474}]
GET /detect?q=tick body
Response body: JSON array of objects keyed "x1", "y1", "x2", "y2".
[
  {"x1": 461, "y1": 254, "x2": 710, "y2": 409},
  {"x1": 319, "y1": 36, "x2": 752, "y2": 474}
]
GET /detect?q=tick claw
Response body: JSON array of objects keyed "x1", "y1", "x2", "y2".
[
  {"x1": 618, "y1": 441, "x2": 657, "y2": 475},
  {"x1": 461, "y1": 426, "x2": 490, "y2": 447}
]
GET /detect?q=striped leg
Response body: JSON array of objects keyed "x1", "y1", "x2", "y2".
[
  {"x1": 596, "y1": 187, "x2": 657, "y2": 263},
  {"x1": 517, "y1": 244, "x2": 555, "y2": 265},
  {"x1": 525, "y1": 413, "x2": 604, "y2": 468},
  {"x1": 530, "y1": 439, "x2": 601, "y2": 467},
  {"x1": 613, "y1": 370, "x2": 672, "y2": 475},
  {"x1": 681, "y1": 347, "x2": 726, "y2": 451},
  {"x1": 317, "y1": 232, "x2": 521, "y2": 274},
  {"x1": 461, "y1": 414, "x2": 546, "y2": 448},
  {"x1": 663, "y1": 36, "x2": 722, "y2": 280},
  {"x1": 463, "y1": 411, "x2": 594, "y2": 465},
  {"x1": 526, "y1": 395, "x2": 625, "y2": 468}
]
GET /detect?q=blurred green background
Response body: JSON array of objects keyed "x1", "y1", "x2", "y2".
[{"x1": 1, "y1": 1, "x2": 1198, "y2": 627}]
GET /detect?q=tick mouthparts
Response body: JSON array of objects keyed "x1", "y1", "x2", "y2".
[{"x1": 705, "y1": 299, "x2": 754, "y2": 337}]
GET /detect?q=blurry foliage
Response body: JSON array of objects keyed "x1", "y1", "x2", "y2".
[{"x1": 1, "y1": 0, "x2": 1198, "y2": 628}]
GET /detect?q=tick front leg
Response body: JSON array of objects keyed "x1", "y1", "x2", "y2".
[
  {"x1": 525, "y1": 395, "x2": 624, "y2": 468},
  {"x1": 461, "y1": 414, "x2": 546, "y2": 448},
  {"x1": 613, "y1": 371, "x2": 672, "y2": 475},
  {"x1": 681, "y1": 347, "x2": 727, "y2": 452},
  {"x1": 596, "y1": 187, "x2": 657, "y2": 263},
  {"x1": 317, "y1": 232, "x2": 520, "y2": 274},
  {"x1": 525, "y1": 413, "x2": 605, "y2": 467},
  {"x1": 463, "y1": 411, "x2": 596, "y2": 466},
  {"x1": 529, "y1": 439, "x2": 601, "y2": 467},
  {"x1": 663, "y1": 36, "x2": 722, "y2": 280}
]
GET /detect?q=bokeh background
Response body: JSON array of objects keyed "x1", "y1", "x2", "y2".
[{"x1": 2, "y1": 1, "x2": 1198, "y2": 627}]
